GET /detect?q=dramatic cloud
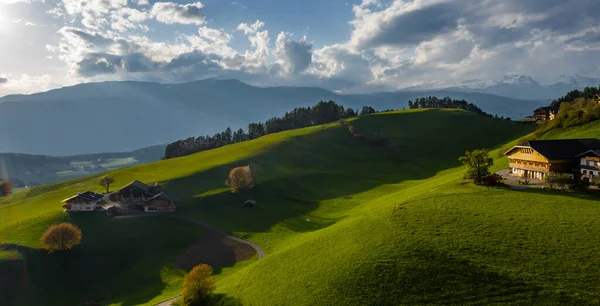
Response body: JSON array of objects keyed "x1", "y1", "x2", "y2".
[
  {"x1": 5, "y1": 0, "x2": 600, "y2": 96},
  {"x1": 150, "y1": 2, "x2": 205, "y2": 25},
  {"x1": 274, "y1": 32, "x2": 313, "y2": 75}
]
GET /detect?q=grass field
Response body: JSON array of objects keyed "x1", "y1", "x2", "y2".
[{"x1": 8, "y1": 108, "x2": 600, "y2": 305}]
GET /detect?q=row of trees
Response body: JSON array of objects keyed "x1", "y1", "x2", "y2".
[
  {"x1": 408, "y1": 96, "x2": 492, "y2": 117},
  {"x1": 549, "y1": 86, "x2": 600, "y2": 109},
  {"x1": 164, "y1": 101, "x2": 378, "y2": 159},
  {"x1": 165, "y1": 97, "x2": 494, "y2": 159}
]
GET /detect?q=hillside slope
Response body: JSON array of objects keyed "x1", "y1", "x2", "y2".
[
  {"x1": 0, "y1": 79, "x2": 544, "y2": 155},
  {"x1": 537, "y1": 119, "x2": 600, "y2": 140},
  {"x1": 1, "y1": 109, "x2": 542, "y2": 305}
]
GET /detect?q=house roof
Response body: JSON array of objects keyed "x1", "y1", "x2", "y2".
[
  {"x1": 534, "y1": 107, "x2": 553, "y2": 113},
  {"x1": 62, "y1": 191, "x2": 104, "y2": 202},
  {"x1": 119, "y1": 180, "x2": 151, "y2": 191},
  {"x1": 576, "y1": 149, "x2": 600, "y2": 158},
  {"x1": 144, "y1": 192, "x2": 177, "y2": 204},
  {"x1": 505, "y1": 138, "x2": 600, "y2": 159}
]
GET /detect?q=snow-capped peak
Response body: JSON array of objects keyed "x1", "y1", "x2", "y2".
[
  {"x1": 499, "y1": 74, "x2": 537, "y2": 85},
  {"x1": 543, "y1": 74, "x2": 600, "y2": 87}
]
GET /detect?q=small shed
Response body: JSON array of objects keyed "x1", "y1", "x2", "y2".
[{"x1": 243, "y1": 199, "x2": 257, "y2": 208}]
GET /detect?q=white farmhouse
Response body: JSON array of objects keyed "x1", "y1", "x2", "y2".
[{"x1": 62, "y1": 191, "x2": 104, "y2": 211}]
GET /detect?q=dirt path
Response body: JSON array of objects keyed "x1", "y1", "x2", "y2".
[{"x1": 113, "y1": 213, "x2": 264, "y2": 306}]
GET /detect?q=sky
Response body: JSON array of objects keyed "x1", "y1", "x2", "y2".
[{"x1": 1, "y1": 0, "x2": 600, "y2": 96}]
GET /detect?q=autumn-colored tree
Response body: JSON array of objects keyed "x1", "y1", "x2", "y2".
[
  {"x1": 182, "y1": 264, "x2": 216, "y2": 305},
  {"x1": 99, "y1": 175, "x2": 115, "y2": 193},
  {"x1": 225, "y1": 165, "x2": 256, "y2": 193},
  {"x1": 0, "y1": 181, "x2": 13, "y2": 196},
  {"x1": 41, "y1": 223, "x2": 82, "y2": 253}
]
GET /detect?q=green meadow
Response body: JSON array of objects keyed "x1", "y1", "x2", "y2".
[{"x1": 4, "y1": 109, "x2": 600, "y2": 305}]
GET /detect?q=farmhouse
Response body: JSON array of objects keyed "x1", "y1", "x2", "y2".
[
  {"x1": 533, "y1": 107, "x2": 556, "y2": 121},
  {"x1": 62, "y1": 191, "x2": 104, "y2": 211},
  {"x1": 141, "y1": 192, "x2": 177, "y2": 212},
  {"x1": 113, "y1": 180, "x2": 157, "y2": 205},
  {"x1": 577, "y1": 150, "x2": 600, "y2": 183},
  {"x1": 504, "y1": 138, "x2": 600, "y2": 180},
  {"x1": 112, "y1": 180, "x2": 177, "y2": 212}
]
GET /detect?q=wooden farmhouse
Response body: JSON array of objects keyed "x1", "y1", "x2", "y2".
[
  {"x1": 533, "y1": 107, "x2": 556, "y2": 121},
  {"x1": 113, "y1": 180, "x2": 177, "y2": 212},
  {"x1": 62, "y1": 191, "x2": 104, "y2": 211},
  {"x1": 504, "y1": 139, "x2": 600, "y2": 180},
  {"x1": 142, "y1": 192, "x2": 177, "y2": 213}
]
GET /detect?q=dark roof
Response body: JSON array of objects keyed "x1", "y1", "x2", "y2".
[
  {"x1": 119, "y1": 180, "x2": 150, "y2": 191},
  {"x1": 144, "y1": 192, "x2": 177, "y2": 203},
  {"x1": 534, "y1": 107, "x2": 554, "y2": 114},
  {"x1": 577, "y1": 149, "x2": 600, "y2": 157},
  {"x1": 62, "y1": 191, "x2": 104, "y2": 202},
  {"x1": 523, "y1": 139, "x2": 600, "y2": 159}
]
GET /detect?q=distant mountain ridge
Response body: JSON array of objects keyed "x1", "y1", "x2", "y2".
[
  {"x1": 0, "y1": 78, "x2": 547, "y2": 156},
  {"x1": 405, "y1": 74, "x2": 600, "y2": 100}
]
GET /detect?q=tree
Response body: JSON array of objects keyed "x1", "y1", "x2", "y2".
[
  {"x1": 458, "y1": 149, "x2": 494, "y2": 184},
  {"x1": 360, "y1": 106, "x2": 376, "y2": 116},
  {"x1": 41, "y1": 223, "x2": 82, "y2": 253},
  {"x1": 0, "y1": 181, "x2": 13, "y2": 196},
  {"x1": 182, "y1": 264, "x2": 216, "y2": 306},
  {"x1": 225, "y1": 165, "x2": 256, "y2": 193},
  {"x1": 99, "y1": 175, "x2": 115, "y2": 193}
]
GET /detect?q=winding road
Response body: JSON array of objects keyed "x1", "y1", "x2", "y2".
[{"x1": 112, "y1": 213, "x2": 264, "y2": 305}]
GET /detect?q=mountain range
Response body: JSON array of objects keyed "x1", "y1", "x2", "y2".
[
  {"x1": 0, "y1": 78, "x2": 550, "y2": 156},
  {"x1": 405, "y1": 74, "x2": 600, "y2": 100}
]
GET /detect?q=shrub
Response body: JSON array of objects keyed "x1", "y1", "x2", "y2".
[
  {"x1": 182, "y1": 264, "x2": 215, "y2": 306},
  {"x1": 546, "y1": 173, "x2": 572, "y2": 190},
  {"x1": 0, "y1": 181, "x2": 13, "y2": 196},
  {"x1": 41, "y1": 223, "x2": 82, "y2": 253},
  {"x1": 225, "y1": 165, "x2": 256, "y2": 193}
]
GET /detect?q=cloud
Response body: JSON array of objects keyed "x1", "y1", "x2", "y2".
[
  {"x1": 0, "y1": 77, "x2": 7, "y2": 85},
  {"x1": 350, "y1": 1, "x2": 462, "y2": 49},
  {"x1": 274, "y1": 32, "x2": 313, "y2": 75},
  {"x1": 151, "y1": 2, "x2": 206, "y2": 25},
  {"x1": 237, "y1": 20, "x2": 265, "y2": 35}
]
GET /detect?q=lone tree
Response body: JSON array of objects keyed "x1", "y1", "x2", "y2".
[
  {"x1": 0, "y1": 181, "x2": 13, "y2": 196},
  {"x1": 41, "y1": 223, "x2": 82, "y2": 253},
  {"x1": 99, "y1": 175, "x2": 115, "y2": 193},
  {"x1": 459, "y1": 149, "x2": 494, "y2": 184},
  {"x1": 225, "y1": 164, "x2": 258, "y2": 193},
  {"x1": 182, "y1": 264, "x2": 216, "y2": 306}
]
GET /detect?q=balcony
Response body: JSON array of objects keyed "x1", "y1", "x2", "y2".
[{"x1": 509, "y1": 162, "x2": 548, "y2": 173}]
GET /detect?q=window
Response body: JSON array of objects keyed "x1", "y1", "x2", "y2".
[
  {"x1": 589, "y1": 160, "x2": 595, "y2": 167},
  {"x1": 146, "y1": 207, "x2": 157, "y2": 211}
]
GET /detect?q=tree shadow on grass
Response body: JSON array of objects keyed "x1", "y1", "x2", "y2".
[{"x1": 331, "y1": 248, "x2": 581, "y2": 305}]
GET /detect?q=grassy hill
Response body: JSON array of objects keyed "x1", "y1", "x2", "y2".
[
  {"x1": 538, "y1": 119, "x2": 600, "y2": 140},
  {"x1": 13, "y1": 109, "x2": 600, "y2": 305}
]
